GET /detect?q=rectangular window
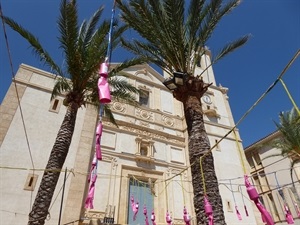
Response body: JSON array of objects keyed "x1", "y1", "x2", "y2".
[
  {"x1": 139, "y1": 90, "x2": 149, "y2": 107},
  {"x1": 49, "y1": 98, "x2": 61, "y2": 113},
  {"x1": 253, "y1": 151, "x2": 261, "y2": 165},
  {"x1": 24, "y1": 173, "x2": 38, "y2": 191}
]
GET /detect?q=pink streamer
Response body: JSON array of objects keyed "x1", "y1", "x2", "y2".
[
  {"x1": 235, "y1": 206, "x2": 242, "y2": 220},
  {"x1": 284, "y1": 204, "x2": 294, "y2": 224},
  {"x1": 131, "y1": 196, "x2": 139, "y2": 221},
  {"x1": 95, "y1": 122, "x2": 103, "y2": 160},
  {"x1": 244, "y1": 175, "x2": 274, "y2": 225},
  {"x1": 166, "y1": 211, "x2": 172, "y2": 225},
  {"x1": 143, "y1": 205, "x2": 149, "y2": 225},
  {"x1": 204, "y1": 196, "x2": 214, "y2": 225},
  {"x1": 98, "y1": 63, "x2": 111, "y2": 103},
  {"x1": 151, "y1": 210, "x2": 156, "y2": 225},
  {"x1": 85, "y1": 173, "x2": 97, "y2": 209},
  {"x1": 183, "y1": 206, "x2": 191, "y2": 225}
]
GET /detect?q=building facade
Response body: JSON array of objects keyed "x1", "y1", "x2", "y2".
[
  {"x1": 1, "y1": 57, "x2": 257, "y2": 225},
  {"x1": 245, "y1": 131, "x2": 300, "y2": 225}
]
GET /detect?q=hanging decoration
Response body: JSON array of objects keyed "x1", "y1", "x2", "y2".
[
  {"x1": 131, "y1": 195, "x2": 139, "y2": 221},
  {"x1": 288, "y1": 188, "x2": 300, "y2": 218},
  {"x1": 151, "y1": 210, "x2": 156, "y2": 225},
  {"x1": 274, "y1": 173, "x2": 294, "y2": 224},
  {"x1": 239, "y1": 185, "x2": 249, "y2": 217},
  {"x1": 229, "y1": 180, "x2": 242, "y2": 220},
  {"x1": 143, "y1": 205, "x2": 149, "y2": 225},
  {"x1": 183, "y1": 206, "x2": 191, "y2": 225},
  {"x1": 95, "y1": 121, "x2": 103, "y2": 160},
  {"x1": 85, "y1": 155, "x2": 98, "y2": 209},
  {"x1": 166, "y1": 211, "x2": 172, "y2": 225},
  {"x1": 200, "y1": 156, "x2": 214, "y2": 225},
  {"x1": 204, "y1": 195, "x2": 214, "y2": 225},
  {"x1": 244, "y1": 175, "x2": 274, "y2": 225},
  {"x1": 284, "y1": 204, "x2": 294, "y2": 224}
]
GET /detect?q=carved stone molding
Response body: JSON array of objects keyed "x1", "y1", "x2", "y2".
[
  {"x1": 135, "y1": 108, "x2": 154, "y2": 121},
  {"x1": 162, "y1": 115, "x2": 174, "y2": 127},
  {"x1": 112, "y1": 102, "x2": 126, "y2": 113}
]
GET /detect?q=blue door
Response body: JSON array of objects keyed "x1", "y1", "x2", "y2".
[{"x1": 127, "y1": 178, "x2": 154, "y2": 225}]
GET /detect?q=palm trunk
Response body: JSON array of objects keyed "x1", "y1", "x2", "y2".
[
  {"x1": 183, "y1": 93, "x2": 226, "y2": 225},
  {"x1": 28, "y1": 102, "x2": 79, "y2": 225}
]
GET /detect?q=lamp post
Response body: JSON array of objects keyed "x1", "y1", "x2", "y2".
[{"x1": 163, "y1": 72, "x2": 186, "y2": 90}]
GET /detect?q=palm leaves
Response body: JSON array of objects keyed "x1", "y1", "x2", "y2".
[
  {"x1": 117, "y1": 0, "x2": 250, "y2": 76},
  {"x1": 271, "y1": 108, "x2": 300, "y2": 179}
]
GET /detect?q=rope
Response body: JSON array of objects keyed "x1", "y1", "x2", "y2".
[
  {"x1": 105, "y1": 0, "x2": 116, "y2": 65},
  {"x1": 200, "y1": 156, "x2": 206, "y2": 195},
  {"x1": 233, "y1": 129, "x2": 247, "y2": 174},
  {"x1": 279, "y1": 78, "x2": 300, "y2": 115},
  {"x1": 0, "y1": 3, "x2": 36, "y2": 209},
  {"x1": 180, "y1": 173, "x2": 186, "y2": 206}
]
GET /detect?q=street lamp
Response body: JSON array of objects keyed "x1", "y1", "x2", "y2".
[{"x1": 163, "y1": 72, "x2": 186, "y2": 91}]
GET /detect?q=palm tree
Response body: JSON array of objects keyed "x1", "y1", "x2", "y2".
[
  {"x1": 2, "y1": 0, "x2": 145, "y2": 224},
  {"x1": 116, "y1": 0, "x2": 249, "y2": 224},
  {"x1": 267, "y1": 108, "x2": 300, "y2": 182}
]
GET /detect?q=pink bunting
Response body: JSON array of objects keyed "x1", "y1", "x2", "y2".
[
  {"x1": 151, "y1": 210, "x2": 156, "y2": 225},
  {"x1": 204, "y1": 196, "x2": 214, "y2": 225},
  {"x1": 183, "y1": 206, "x2": 191, "y2": 225},
  {"x1": 244, "y1": 175, "x2": 274, "y2": 225},
  {"x1": 131, "y1": 196, "x2": 139, "y2": 221},
  {"x1": 95, "y1": 122, "x2": 103, "y2": 160},
  {"x1": 166, "y1": 211, "x2": 172, "y2": 225},
  {"x1": 284, "y1": 204, "x2": 294, "y2": 224},
  {"x1": 98, "y1": 63, "x2": 111, "y2": 103}
]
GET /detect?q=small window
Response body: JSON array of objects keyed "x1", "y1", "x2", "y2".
[
  {"x1": 214, "y1": 139, "x2": 221, "y2": 151},
  {"x1": 139, "y1": 90, "x2": 149, "y2": 107},
  {"x1": 49, "y1": 98, "x2": 61, "y2": 113},
  {"x1": 226, "y1": 200, "x2": 233, "y2": 212},
  {"x1": 140, "y1": 145, "x2": 148, "y2": 156},
  {"x1": 253, "y1": 151, "x2": 261, "y2": 165},
  {"x1": 24, "y1": 173, "x2": 38, "y2": 191}
]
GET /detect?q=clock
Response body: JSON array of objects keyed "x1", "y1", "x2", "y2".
[{"x1": 202, "y1": 95, "x2": 212, "y2": 104}]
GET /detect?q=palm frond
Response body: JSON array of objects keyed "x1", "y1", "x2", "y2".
[{"x1": 2, "y1": 16, "x2": 63, "y2": 76}]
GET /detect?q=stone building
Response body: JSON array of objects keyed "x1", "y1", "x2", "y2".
[
  {"x1": 1, "y1": 54, "x2": 257, "y2": 225},
  {"x1": 245, "y1": 131, "x2": 300, "y2": 225}
]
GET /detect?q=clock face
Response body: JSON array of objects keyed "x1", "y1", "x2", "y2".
[{"x1": 202, "y1": 95, "x2": 212, "y2": 104}]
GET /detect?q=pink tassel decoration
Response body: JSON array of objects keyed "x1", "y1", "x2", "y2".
[
  {"x1": 151, "y1": 210, "x2": 156, "y2": 225},
  {"x1": 131, "y1": 196, "x2": 139, "y2": 221},
  {"x1": 183, "y1": 206, "x2": 191, "y2": 225},
  {"x1": 166, "y1": 211, "x2": 172, "y2": 225},
  {"x1": 144, "y1": 205, "x2": 149, "y2": 225},
  {"x1": 95, "y1": 122, "x2": 103, "y2": 160},
  {"x1": 204, "y1": 196, "x2": 214, "y2": 225},
  {"x1": 245, "y1": 175, "x2": 274, "y2": 225},
  {"x1": 284, "y1": 204, "x2": 294, "y2": 224},
  {"x1": 98, "y1": 63, "x2": 111, "y2": 103},
  {"x1": 235, "y1": 206, "x2": 242, "y2": 220}
]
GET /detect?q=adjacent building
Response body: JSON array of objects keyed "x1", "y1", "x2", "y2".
[
  {"x1": 1, "y1": 54, "x2": 258, "y2": 225},
  {"x1": 245, "y1": 131, "x2": 300, "y2": 225}
]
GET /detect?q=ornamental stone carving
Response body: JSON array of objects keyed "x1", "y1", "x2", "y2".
[
  {"x1": 162, "y1": 115, "x2": 174, "y2": 127},
  {"x1": 112, "y1": 102, "x2": 126, "y2": 112},
  {"x1": 135, "y1": 108, "x2": 154, "y2": 121}
]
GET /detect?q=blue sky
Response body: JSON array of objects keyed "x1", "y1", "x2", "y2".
[{"x1": 0, "y1": 0, "x2": 299, "y2": 148}]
